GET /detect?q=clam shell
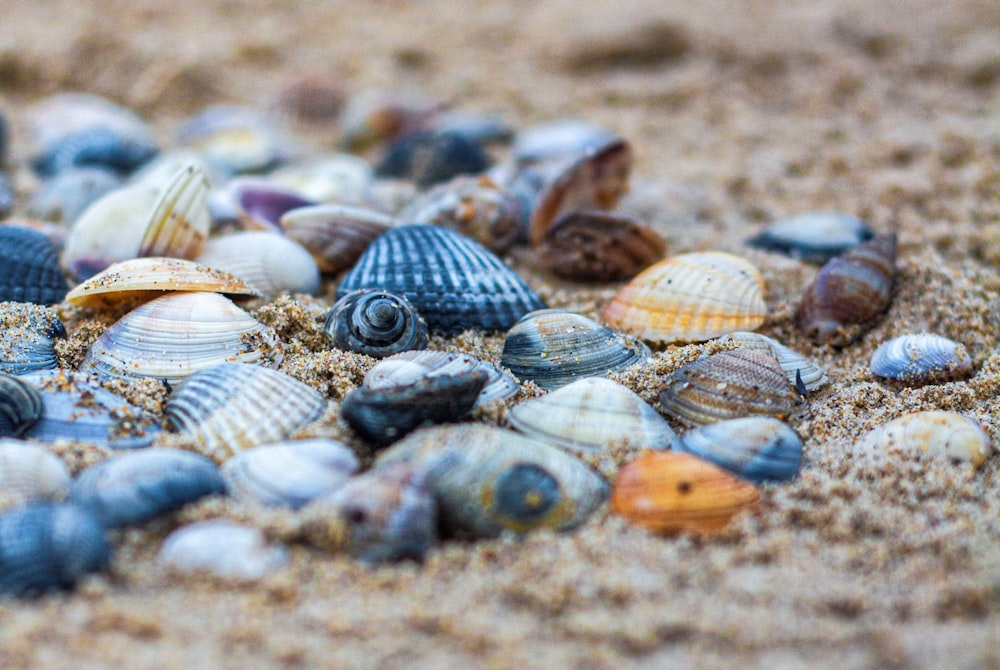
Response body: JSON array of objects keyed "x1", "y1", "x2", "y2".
[
  {"x1": 658, "y1": 349, "x2": 802, "y2": 427},
  {"x1": 675, "y1": 417, "x2": 803, "y2": 483},
  {"x1": 507, "y1": 377, "x2": 680, "y2": 455},
  {"x1": 0, "y1": 227, "x2": 69, "y2": 305},
  {"x1": 720, "y1": 331, "x2": 828, "y2": 393},
  {"x1": 501, "y1": 309, "x2": 651, "y2": 390},
  {"x1": 746, "y1": 212, "x2": 874, "y2": 263},
  {"x1": 236, "y1": 180, "x2": 314, "y2": 228},
  {"x1": 176, "y1": 105, "x2": 288, "y2": 175},
  {"x1": 33, "y1": 123, "x2": 157, "y2": 178},
  {"x1": 165, "y1": 363, "x2": 328, "y2": 464},
  {"x1": 221, "y1": 439, "x2": 359, "y2": 509},
  {"x1": 869, "y1": 333, "x2": 973, "y2": 384},
  {"x1": 79, "y1": 292, "x2": 284, "y2": 385},
  {"x1": 375, "y1": 130, "x2": 491, "y2": 188},
  {"x1": 196, "y1": 231, "x2": 320, "y2": 300},
  {"x1": 364, "y1": 350, "x2": 519, "y2": 407},
  {"x1": 0, "y1": 302, "x2": 65, "y2": 375},
  {"x1": 0, "y1": 502, "x2": 111, "y2": 596},
  {"x1": 611, "y1": 451, "x2": 760, "y2": 535},
  {"x1": 854, "y1": 411, "x2": 993, "y2": 469},
  {"x1": 159, "y1": 520, "x2": 289, "y2": 580},
  {"x1": 0, "y1": 440, "x2": 71, "y2": 504},
  {"x1": 0, "y1": 374, "x2": 43, "y2": 438},
  {"x1": 280, "y1": 203, "x2": 393, "y2": 274},
  {"x1": 135, "y1": 162, "x2": 212, "y2": 259},
  {"x1": 337, "y1": 224, "x2": 545, "y2": 335},
  {"x1": 377, "y1": 424, "x2": 608, "y2": 538},
  {"x1": 539, "y1": 210, "x2": 666, "y2": 282},
  {"x1": 513, "y1": 119, "x2": 618, "y2": 166},
  {"x1": 324, "y1": 289, "x2": 428, "y2": 359},
  {"x1": 70, "y1": 448, "x2": 226, "y2": 528},
  {"x1": 602, "y1": 251, "x2": 767, "y2": 345},
  {"x1": 269, "y1": 154, "x2": 375, "y2": 204}
]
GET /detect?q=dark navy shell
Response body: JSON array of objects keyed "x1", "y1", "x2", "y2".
[
  {"x1": 0, "y1": 374, "x2": 43, "y2": 438},
  {"x1": 0, "y1": 227, "x2": 70, "y2": 305},
  {"x1": 375, "y1": 130, "x2": 491, "y2": 188},
  {"x1": 33, "y1": 126, "x2": 158, "y2": 177}
]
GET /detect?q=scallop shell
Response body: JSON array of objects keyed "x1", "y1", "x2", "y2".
[
  {"x1": 869, "y1": 333, "x2": 973, "y2": 384},
  {"x1": 165, "y1": 363, "x2": 328, "y2": 464},
  {"x1": 795, "y1": 233, "x2": 896, "y2": 345},
  {"x1": 377, "y1": 424, "x2": 608, "y2": 538},
  {"x1": 337, "y1": 224, "x2": 545, "y2": 335},
  {"x1": 280, "y1": 203, "x2": 393, "y2": 274},
  {"x1": 0, "y1": 226, "x2": 69, "y2": 305},
  {"x1": 675, "y1": 417, "x2": 803, "y2": 483},
  {"x1": 611, "y1": 451, "x2": 760, "y2": 535},
  {"x1": 196, "y1": 231, "x2": 320, "y2": 300},
  {"x1": 854, "y1": 411, "x2": 993, "y2": 469},
  {"x1": 746, "y1": 212, "x2": 874, "y2": 263},
  {"x1": 602, "y1": 251, "x2": 767, "y2": 345},
  {"x1": 501, "y1": 309, "x2": 651, "y2": 390},
  {"x1": 0, "y1": 302, "x2": 65, "y2": 375},
  {"x1": 658, "y1": 349, "x2": 802, "y2": 427},
  {"x1": 0, "y1": 374, "x2": 43, "y2": 438},
  {"x1": 720, "y1": 331, "x2": 828, "y2": 393},
  {"x1": 79, "y1": 292, "x2": 284, "y2": 385},
  {"x1": 507, "y1": 377, "x2": 680, "y2": 455},
  {"x1": 221, "y1": 439, "x2": 359, "y2": 509},
  {"x1": 0, "y1": 440, "x2": 71, "y2": 504},
  {"x1": 364, "y1": 350, "x2": 519, "y2": 407},
  {"x1": 324, "y1": 289, "x2": 428, "y2": 359},
  {"x1": 159, "y1": 520, "x2": 289, "y2": 580},
  {"x1": 375, "y1": 130, "x2": 491, "y2": 188}
]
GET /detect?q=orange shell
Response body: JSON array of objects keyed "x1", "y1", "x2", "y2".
[
  {"x1": 602, "y1": 251, "x2": 766, "y2": 344},
  {"x1": 611, "y1": 451, "x2": 759, "y2": 535}
]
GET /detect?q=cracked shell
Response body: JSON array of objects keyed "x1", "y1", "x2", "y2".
[{"x1": 854, "y1": 411, "x2": 993, "y2": 469}]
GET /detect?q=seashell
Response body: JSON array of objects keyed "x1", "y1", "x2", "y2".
[
  {"x1": 854, "y1": 411, "x2": 993, "y2": 469},
  {"x1": 746, "y1": 211, "x2": 874, "y2": 264},
  {"x1": 324, "y1": 289, "x2": 428, "y2": 359},
  {"x1": 341, "y1": 370, "x2": 488, "y2": 448},
  {"x1": 658, "y1": 349, "x2": 802, "y2": 427},
  {"x1": 0, "y1": 503, "x2": 111, "y2": 596},
  {"x1": 338, "y1": 89, "x2": 441, "y2": 151},
  {"x1": 501, "y1": 309, "x2": 651, "y2": 390},
  {"x1": 159, "y1": 520, "x2": 289, "y2": 580},
  {"x1": 33, "y1": 126, "x2": 158, "y2": 178},
  {"x1": 70, "y1": 448, "x2": 226, "y2": 528},
  {"x1": 278, "y1": 72, "x2": 348, "y2": 124},
  {"x1": 135, "y1": 162, "x2": 212, "y2": 260},
  {"x1": 165, "y1": 363, "x2": 328, "y2": 464},
  {"x1": 65, "y1": 257, "x2": 262, "y2": 309},
  {"x1": 19, "y1": 369, "x2": 161, "y2": 449},
  {"x1": 79, "y1": 292, "x2": 283, "y2": 385},
  {"x1": 513, "y1": 119, "x2": 618, "y2": 166},
  {"x1": 720, "y1": 331, "x2": 828, "y2": 393},
  {"x1": 337, "y1": 224, "x2": 545, "y2": 335},
  {"x1": 432, "y1": 111, "x2": 515, "y2": 146},
  {"x1": 375, "y1": 130, "x2": 492, "y2": 189},
  {"x1": 280, "y1": 204, "x2": 394, "y2": 274},
  {"x1": 196, "y1": 231, "x2": 320, "y2": 300},
  {"x1": 528, "y1": 137, "x2": 633, "y2": 246},
  {"x1": 364, "y1": 350, "x2": 519, "y2": 407},
  {"x1": 507, "y1": 377, "x2": 680, "y2": 456},
  {"x1": 795, "y1": 233, "x2": 897, "y2": 345},
  {"x1": 0, "y1": 227, "x2": 69, "y2": 305},
  {"x1": 0, "y1": 374, "x2": 44, "y2": 438},
  {"x1": 0, "y1": 302, "x2": 66, "y2": 375},
  {"x1": 235, "y1": 180, "x2": 314, "y2": 229},
  {"x1": 303, "y1": 461, "x2": 437, "y2": 563},
  {"x1": 398, "y1": 175, "x2": 522, "y2": 253},
  {"x1": 176, "y1": 105, "x2": 289, "y2": 175},
  {"x1": 602, "y1": 251, "x2": 768, "y2": 345},
  {"x1": 221, "y1": 439, "x2": 359, "y2": 509},
  {"x1": 269, "y1": 154, "x2": 375, "y2": 204},
  {"x1": 28, "y1": 167, "x2": 123, "y2": 225},
  {"x1": 538, "y1": 210, "x2": 665, "y2": 282},
  {"x1": 377, "y1": 424, "x2": 608, "y2": 538},
  {"x1": 0, "y1": 440, "x2": 71, "y2": 504},
  {"x1": 611, "y1": 451, "x2": 760, "y2": 535},
  {"x1": 675, "y1": 417, "x2": 802, "y2": 483},
  {"x1": 869, "y1": 333, "x2": 973, "y2": 384}
]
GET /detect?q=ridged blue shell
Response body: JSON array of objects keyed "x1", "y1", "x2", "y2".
[
  {"x1": 0, "y1": 227, "x2": 70, "y2": 305},
  {"x1": 870, "y1": 333, "x2": 973, "y2": 383},
  {"x1": 675, "y1": 417, "x2": 802, "y2": 483}
]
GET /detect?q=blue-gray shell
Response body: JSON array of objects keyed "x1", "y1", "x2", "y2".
[
  {"x1": 676, "y1": 417, "x2": 803, "y2": 483},
  {"x1": 869, "y1": 333, "x2": 973, "y2": 383}
]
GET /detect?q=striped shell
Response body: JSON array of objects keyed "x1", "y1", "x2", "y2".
[
  {"x1": 0, "y1": 227, "x2": 69, "y2": 305},
  {"x1": 79, "y1": 292, "x2": 283, "y2": 385},
  {"x1": 196, "y1": 231, "x2": 320, "y2": 300},
  {"x1": 602, "y1": 251, "x2": 767, "y2": 345},
  {"x1": 336, "y1": 224, "x2": 545, "y2": 335},
  {"x1": 611, "y1": 451, "x2": 760, "y2": 535},
  {"x1": 159, "y1": 520, "x2": 289, "y2": 580},
  {"x1": 746, "y1": 212, "x2": 874, "y2": 263},
  {"x1": 0, "y1": 302, "x2": 65, "y2": 375},
  {"x1": 720, "y1": 331, "x2": 828, "y2": 393},
  {"x1": 324, "y1": 289, "x2": 428, "y2": 359},
  {"x1": 0, "y1": 374, "x2": 43, "y2": 438},
  {"x1": 280, "y1": 203, "x2": 393, "y2": 274},
  {"x1": 0, "y1": 440, "x2": 71, "y2": 505},
  {"x1": 675, "y1": 417, "x2": 802, "y2": 483},
  {"x1": 869, "y1": 334, "x2": 973, "y2": 384},
  {"x1": 658, "y1": 349, "x2": 802, "y2": 427},
  {"x1": 165, "y1": 363, "x2": 328, "y2": 464},
  {"x1": 539, "y1": 210, "x2": 666, "y2": 282},
  {"x1": 501, "y1": 309, "x2": 651, "y2": 390},
  {"x1": 364, "y1": 350, "x2": 519, "y2": 407},
  {"x1": 854, "y1": 411, "x2": 993, "y2": 469},
  {"x1": 137, "y1": 162, "x2": 212, "y2": 259}
]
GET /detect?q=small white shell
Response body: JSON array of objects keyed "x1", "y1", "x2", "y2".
[
  {"x1": 159, "y1": 520, "x2": 289, "y2": 580},
  {"x1": 720, "y1": 331, "x2": 828, "y2": 392},
  {"x1": 869, "y1": 334, "x2": 973, "y2": 384},
  {"x1": 854, "y1": 411, "x2": 993, "y2": 469},
  {"x1": 196, "y1": 231, "x2": 320, "y2": 299},
  {"x1": 0, "y1": 439, "x2": 71, "y2": 505}
]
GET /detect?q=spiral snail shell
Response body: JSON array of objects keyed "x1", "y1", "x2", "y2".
[{"x1": 324, "y1": 289, "x2": 429, "y2": 359}]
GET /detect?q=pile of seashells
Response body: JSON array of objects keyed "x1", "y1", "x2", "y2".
[{"x1": 0, "y1": 92, "x2": 992, "y2": 596}]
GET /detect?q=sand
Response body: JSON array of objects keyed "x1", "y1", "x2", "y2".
[{"x1": 0, "y1": 0, "x2": 999, "y2": 668}]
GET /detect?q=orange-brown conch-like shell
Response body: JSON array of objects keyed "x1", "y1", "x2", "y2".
[
  {"x1": 602, "y1": 251, "x2": 767, "y2": 344},
  {"x1": 611, "y1": 451, "x2": 759, "y2": 535}
]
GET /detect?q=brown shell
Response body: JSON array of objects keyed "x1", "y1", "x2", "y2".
[
  {"x1": 795, "y1": 233, "x2": 896, "y2": 345},
  {"x1": 279, "y1": 204, "x2": 394, "y2": 274},
  {"x1": 611, "y1": 451, "x2": 759, "y2": 535},
  {"x1": 538, "y1": 210, "x2": 665, "y2": 282},
  {"x1": 658, "y1": 349, "x2": 801, "y2": 427}
]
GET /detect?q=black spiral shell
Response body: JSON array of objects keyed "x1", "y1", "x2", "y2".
[
  {"x1": 324, "y1": 289, "x2": 429, "y2": 359},
  {"x1": 0, "y1": 227, "x2": 70, "y2": 305}
]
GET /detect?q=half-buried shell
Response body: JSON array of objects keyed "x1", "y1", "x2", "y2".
[
  {"x1": 720, "y1": 331, "x2": 828, "y2": 393},
  {"x1": 0, "y1": 303, "x2": 65, "y2": 375},
  {"x1": 324, "y1": 289, "x2": 428, "y2": 359},
  {"x1": 538, "y1": 210, "x2": 665, "y2": 282},
  {"x1": 745, "y1": 211, "x2": 874, "y2": 264},
  {"x1": 853, "y1": 411, "x2": 993, "y2": 469},
  {"x1": 869, "y1": 333, "x2": 973, "y2": 384},
  {"x1": 675, "y1": 417, "x2": 803, "y2": 483},
  {"x1": 159, "y1": 520, "x2": 289, "y2": 580}
]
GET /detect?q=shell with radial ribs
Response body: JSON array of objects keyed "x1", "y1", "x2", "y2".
[
  {"x1": 196, "y1": 231, "x2": 320, "y2": 300},
  {"x1": 853, "y1": 411, "x2": 993, "y2": 469},
  {"x1": 0, "y1": 374, "x2": 43, "y2": 438},
  {"x1": 869, "y1": 333, "x2": 973, "y2": 384},
  {"x1": 280, "y1": 203, "x2": 393, "y2": 274},
  {"x1": 539, "y1": 210, "x2": 665, "y2": 282},
  {"x1": 0, "y1": 227, "x2": 69, "y2": 305},
  {"x1": 675, "y1": 417, "x2": 803, "y2": 483},
  {"x1": 0, "y1": 302, "x2": 66, "y2": 375},
  {"x1": 324, "y1": 289, "x2": 428, "y2": 359},
  {"x1": 719, "y1": 331, "x2": 827, "y2": 393},
  {"x1": 364, "y1": 350, "x2": 519, "y2": 407}
]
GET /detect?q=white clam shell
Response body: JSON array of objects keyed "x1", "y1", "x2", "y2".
[
  {"x1": 364, "y1": 350, "x2": 519, "y2": 407},
  {"x1": 869, "y1": 333, "x2": 973, "y2": 383},
  {"x1": 159, "y1": 520, "x2": 288, "y2": 580},
  {"x1": 0, "y1": 439, "x2": 71, "y2": 505},
  {"x1": 196, "y1": 231, "x2": 320, "y2": 300},
  {"x1": 721, "y1": 331, "x2": 828, "y2": 392},
  {"x1": 854, "y1": 411, "x2": 993, "y2": 469}
]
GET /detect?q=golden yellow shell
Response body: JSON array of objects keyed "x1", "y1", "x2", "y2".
[{"x1": 602, "y1": 251, "x2": 767, "y2": 344}]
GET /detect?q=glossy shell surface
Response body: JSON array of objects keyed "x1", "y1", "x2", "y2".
[
  {"x1": 364, "y1": 350, "x2": 519, "y2": 407},
  {"x1": 280, "y1": 203, "x2": 393, "y2": 274},
  {"x1": 854, "y1": 411, "x2": 993, "y2": 469},
  {"x1": 196, "y1": 231, "x2": 320, "y2": 299},
  {"x1": 0, "y1": 374, "x2": 44, "y2": 438},
  {"x1": 0, "y1": 227, "x2": 69, "y2": 305},
  {"x1": 159, "y1": 520, "x2": 289, "y2": 580},
  {"x1": 676, "y1": 417, "x2": 802, "y2": 483},
  {"x1": 746, "y1": 212, "x2": 874, "y2": 263},
  {"x1": 869, "y1": 334, "x2": 973, "y2": 384},
  {"x1": 539, "y1": 210, "x2": 665, "y2": 282},
  {"x1": 720, "y1": 331, "x2": 828, "y2": 393},
  {"x1": 324, "y1": 289, "x2": 428, "y2": 359}
]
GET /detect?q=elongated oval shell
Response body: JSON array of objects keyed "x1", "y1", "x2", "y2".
[
  {"x1": 377, "y1": 424, "x2": 608, "y2": 538},
  {"x1": 221, "y1": 439, "x2": 359, "y2": 509},
  {"x1": 508, "y1": 377, "x2": 679, "y2": 455},
  {"x1": 165, "y1": 363, "x2": 328, "y2": 464},
  {"x1": 0, "y1": 374, "x2": 43, "y2": 438},
  {"x1": 658, "y1": 349, "x2": 801, "y2": 427},
  {"x1": 746, "y1": 212, "x2": 874, "y2": 263},
  {"x1": 501, "y1": 309, "x2": 651, "y2": 390},
  {"x1": 79, "y1": 292, "x2": 283, "y2": 385},
  {"x1": 796, "y1": 233, "x2": 896, "y2": 344},
  {"x1": 0, "y1": 227, "x2": 69, "y2": 305},
  {"x1": 603, "y1": 251, "x2": 767, "y2": 345},
  {"x1": 0, "y1": 303, "x2": 65, "y2": 375},
  {"x1": 720, "y1": 331, "x2": 828, "y2": 393},
  {"x1": 196, "y1": 231, "x2": 320, "y2": 300},
  {"x1": 676, "y1": 417, "x2": 802, "y2": 483},
  {"x1": 539, "y1": 210, "x2": 666, "y2": 282},
  {"x1": 337, "y1": 224, "x2": 545, "y2": 335},
  {"x1": 324, "y1": 289, "x2": 428, "y2": 359},
  {"x1": 854, "y1": 411, "x2": 993, "y2": 469},
  {"x1": 869, "y1": 334, "x2": 973, "y2": 384},
  {"x1": 0, "y1": 440, "x2": 71, "y2": 505},
  {"x1": 280, "y1": 203, "x2": 393, "y2": 274},
  {"x1": 159, "y1": 520, "x2": 289, "y2": 580},
  {"x1": 611, "y1": 451, "x2": 759, "y2": 535},
  {"x1": 364, "y1": 350, "x2": 519, "y2": 407}
]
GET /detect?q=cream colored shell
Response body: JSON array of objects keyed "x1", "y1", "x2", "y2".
[{"x1": 854, "y1": 411, "x2": 994, "y2": 469}]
